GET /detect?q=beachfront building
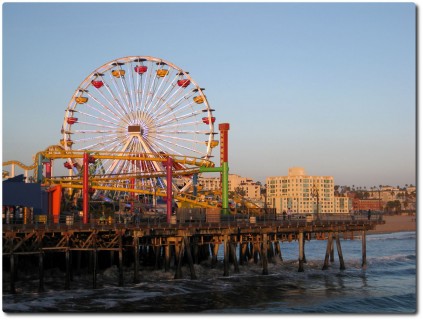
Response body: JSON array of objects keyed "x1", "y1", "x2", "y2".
[
  {"x1": 266, "y1": 167, "x2": 351, "y2": 214},
  {"x1": 235, "y1": 181, "x2": 261, "y2": 200},
  {"x1": 173, "y1": 176, "x2": 220, "y2": 192},
  {"x1": 198, "y1": 176, "x2": 220, "y2": 191},
  {"x1": 352, "y1": 199, "x2": 383, "y2": 212},
  {"x1": 189, "y1": 174, "x2": 262, "y2": 201},
  {"x1": 229, "y1": 174, "x2": 261, "y2": 200},
  {"x1": 360, "y1": 185, "x2": 416, "y2": 212}
]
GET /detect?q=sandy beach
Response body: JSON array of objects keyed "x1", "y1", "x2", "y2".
[{"x1": 368, "y1": 214, "x2": 416, "y2": 234}]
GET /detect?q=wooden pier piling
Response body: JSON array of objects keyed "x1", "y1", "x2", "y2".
[
  {"x1": 38, "y1": 251, "x2": 44, "y2": 293},
  {"x1": 164, "y1": 243, "x2": 170, "y2": 273},
  {"x1": 133, "y1": 235, "x2": 140, "y2": 283},
  {"x1": 362, "y1": 230, "x2": 367, "y2": 268},
  {"x1": 262, "y1": 234, "x2": 269, "y2": 275},
  {"x1": 298, "y1": 232, "x2": 304, "y2": 272},
  {"x1": 322, "y1": 232, "x2": 333, "y2": 270},
  {"x1": 302, "y1": 232, "x2": 307, "y2": 263},
  {"x1": 184, "y1": 237, "x2": 197, "y2": 280},
  {"x1": 275, "y1": 241, "x2": 282, "y2": 261},
  {"x1": 174, "y1": 238, "x2": 184, "y2": 279},
  {"x1": 330, "y1": 236, "x2": 335, "y2": 262},
  {"x1": 335, "y1": 232, "x2": 345, "y2": 270},
  {"x1": 92, "y1": 249, "x2": 97, "y2": 289},
  {"x1": 65, "y1": 248, "x2": 71, "y2": 290},
  {"x1": 253, "y1": 241, "x2": 260, "y2": 264},
  {"x1": 10, "y1": 254, "x2": 16, "y2": 294},
  {"x1": 223, "y1": 234, "x2": 230, "y2": 276},
  {"x1": 230, "y1": 242, "x2": 240, "y2": 273}
]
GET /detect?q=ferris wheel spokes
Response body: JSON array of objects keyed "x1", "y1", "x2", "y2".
[
  {"x1": 147, "y1": 76, "x2": 185, "y2": 117},
  {"x1": 150, "y1": 87, "x2": 194, "y2": 121},
  {"x1": 89, "y1": 83, "x2": 129, "y2": 121},
  {"x1": 86, "y1": 91, "x2": 125, "y2": 121}
]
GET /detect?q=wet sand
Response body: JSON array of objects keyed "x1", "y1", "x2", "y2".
[{"x1": 368, "y1": 214, "x2": 416, "y2": 234}]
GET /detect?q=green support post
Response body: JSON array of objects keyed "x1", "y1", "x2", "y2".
[
  {"x1": 200, "y1": 162, "x2": 229, "y2": 214},
  {"x1": 222, "y1": 162, "x2": 229, "y2": 214}
]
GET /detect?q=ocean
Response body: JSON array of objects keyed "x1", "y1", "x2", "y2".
[{"x1": 2, "y1": 231, "x2": 416, "y2": 313}]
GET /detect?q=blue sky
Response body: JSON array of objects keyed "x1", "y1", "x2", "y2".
[{"x1": 2, "y1": 2, "x2": 416, "y2": 188}]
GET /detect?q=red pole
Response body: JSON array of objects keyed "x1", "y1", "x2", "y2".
[
  {"x1": 219, "y1": 123, "x2": 230, "y2": 164},
  {"x1": 83, "y1": 153, "x2": 89, "y2": 224},
  {"x1": 166, "y1": 157, "x2": 173, "y2": 223},
  {"x1": 44, "y1": 161, "x2": 52, "y2": 179}
]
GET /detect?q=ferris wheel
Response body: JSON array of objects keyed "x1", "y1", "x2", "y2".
[{"x1": 61, "y1": 56, "x2": 217, "y2": 197}]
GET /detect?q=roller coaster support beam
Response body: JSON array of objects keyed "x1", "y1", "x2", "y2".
[
  {"x1": 83, "y1": 152, "x2": 89, "y2": 224},
  {"x1": 199, "y1": 162, "x2": 229, "y2": 214},
  {"x1": 37, "y1": 154, "x2": 44, "y2": 183},
  {"x1": 166, "y1": 157, "x2": 173, "y2": 223},
  {"x1": 193, "y1": 173, "x2": 198, "y2": 197}
]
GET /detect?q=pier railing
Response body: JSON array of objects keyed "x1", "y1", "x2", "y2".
[{"x1": 2, "y1": 212, "x2": 383, "y2": 232}]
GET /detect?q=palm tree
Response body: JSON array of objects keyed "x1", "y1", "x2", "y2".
[
  {"x1": 235, "y1": 187, "x2": 246, "y2": 198},
  {"x1": 334, "y1": 185, "x2": 340, "y2": 196}
]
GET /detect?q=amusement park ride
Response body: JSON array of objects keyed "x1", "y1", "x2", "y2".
[{"x1": 3, "y1": 56, "x2": 231, "y2": 224}]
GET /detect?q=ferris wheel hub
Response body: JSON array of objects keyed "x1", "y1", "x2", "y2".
[{"x1": 128, "y1": 125, "x2": 143, "y2": 135}]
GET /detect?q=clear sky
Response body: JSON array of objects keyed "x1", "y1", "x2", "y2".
[{"x1": 2, "y1": 1, "x2": 416, "y2": 188}]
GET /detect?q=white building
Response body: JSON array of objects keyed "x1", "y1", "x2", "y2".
[
  {"x1": 198, "y1": 176, "x2": 220, "y2": 191},
  {"x1": 266, "y1": 167, "x2": 350, "y2": 214}
]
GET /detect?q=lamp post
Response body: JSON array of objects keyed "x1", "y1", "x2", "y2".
[{"x1": 311, "y1": 184, "x2": 320, "y2": 220}]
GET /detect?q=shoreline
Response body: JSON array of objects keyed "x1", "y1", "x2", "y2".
[{"x1": 367, "y1": 214, "x2": 416, "y2": 235}]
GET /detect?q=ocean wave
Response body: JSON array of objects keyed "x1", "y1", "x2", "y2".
[
  {"x1": 366, "y1": 231, "x2": 416, "y2": 242},
  {"x1": 367, "y1": 253, "x2": 416, "y2": 265}
]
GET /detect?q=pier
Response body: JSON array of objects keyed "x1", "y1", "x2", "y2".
[
  {"x1": 1, "y1": 56, "x2": 387, "y2": 296},
  {"x1": 2, "y1": 213, "x2": 383, "y2": 293}
]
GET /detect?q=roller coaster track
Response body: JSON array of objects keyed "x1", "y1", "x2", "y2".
[
  {"x1": 55, "y1": 183, "x2": 217, "y2": 208},
  {"x1": 40, "y1": 149, "x2": 215, "y2": 169},
  {"x1": 2, "y1": 145, "x2": 67, "y2": 178},
  {"x1": 2, "y1": 160, "x2": 37, "y2": 171},
  {"x1": 3, "y1": 147, "x2": 215, "y2": 178}
]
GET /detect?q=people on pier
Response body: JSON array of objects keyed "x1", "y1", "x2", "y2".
[
  {"x1": 287, "y1": 208, "x2": 292, "y2": 220},
  {"x1": 368, "y1": 209, "x2": 371, "y2": 221},
  {"x1": 282, "y1": 211, "x2": 287, "y2": 221}
]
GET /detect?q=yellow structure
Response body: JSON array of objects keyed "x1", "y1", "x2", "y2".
[{"x1": 266, "y1": 167, "x2": 350, "y2": 214}]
